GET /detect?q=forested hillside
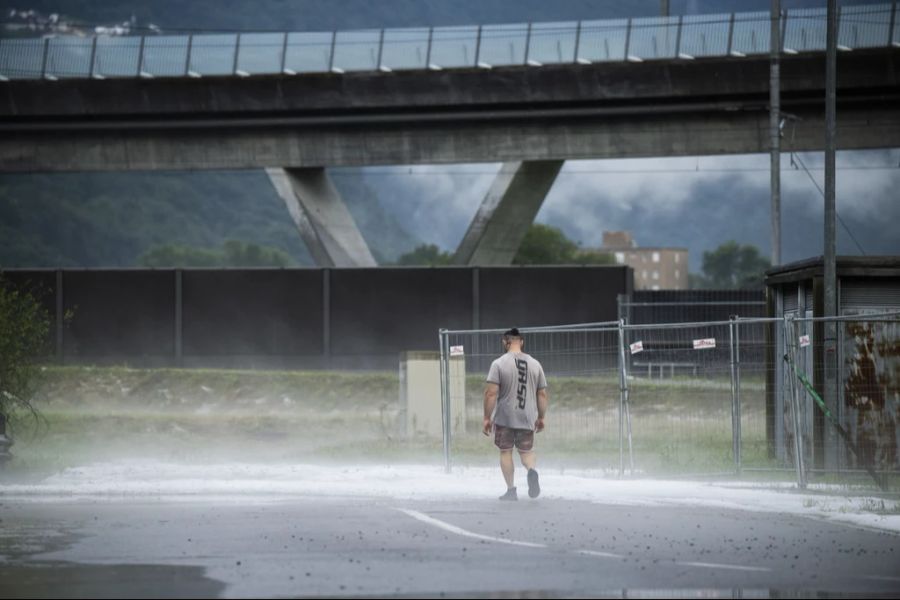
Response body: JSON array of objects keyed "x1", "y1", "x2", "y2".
[{"x1": 0, "y1": 170, "x2": 421, "y2": 267}]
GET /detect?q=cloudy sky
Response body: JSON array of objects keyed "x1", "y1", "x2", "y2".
[{"x1": 365, "y1": 148, "x2": 899, "y2": 269}]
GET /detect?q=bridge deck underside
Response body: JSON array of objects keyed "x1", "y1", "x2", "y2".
[{"x1": 1, "y1": 50, "x2": 898, "y2": 172}]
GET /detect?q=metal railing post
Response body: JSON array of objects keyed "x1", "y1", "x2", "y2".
[
  {"x1": 40, "y1": 36, "x2": 50, "y2": 79},
  {"x1": 88, "y1": 36, "x2": 98, "y2": 78},
  {"x1": 425, "y1": 26, "x2": 433, "y2": 68},
  {"x1": 729, "y1": 317, "x2": 740, "y2": 475},
  {"x1": 175, "y1": 269, "x2": 183, "y2": 367},
  {"x1": 524, "y1": 22, "x2": 532, "y2": 64},
  {"x1": 784, "y1": 315, "x2": 807, "y2": 488},
  {"x1": 889, "y1": 0, "x2": 897, "y2": 46},
  {"x1": 735, "y1": 317, "x2": 743, "y2": 474},
  {"x1": 474, "y1": 24, "x2": 482, "y2": 66},
  {"x1": 624, "y1": 18, "x2": 632, "y2": 61},
  {"x1": 137, "y1": 35, "x2": 146, "y2": 76},
  {"x1": 617, "y1": 319, "x2": 634, "y2": 476},
  {"x1": 184, "y1": 34, "x2": 193, "y2": 75},
  {"x1": 55, "y1": 269, "x2": 63, "y2": 363},
  {"x1": 328, "y1": 30, "x2": 337, "y2": 71},
  {"x1": 781, "y1": 9, "x2": 788, "y2": 52},
  {"x1": 675, "y1": 15, "x2": 683, "y2": 58},
  {"x1": 617, "y1": 320, "x2": 626, "y2": 476},
  {"x1": 232, "y1": 33, "x2": 241, "y2": 75},
  {"x1": 439, "y1": 330, "x2": 452, "y2": 473},
  {"x1": 573, "y1": 21, "x2": 582, "y2": 63},
  {"x1": 280, "y1": 32, "x2": 288, "y2": 73},
  {"x1": 376, "y1": 28, "x2": 385, "y2": 70},
  {"x1": 726, "y1": 13, "x2": 735, "y2": 55}
]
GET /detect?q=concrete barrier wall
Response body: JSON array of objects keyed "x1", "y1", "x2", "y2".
[{"x1": 2, "y1": 266, "x2": 631, "y2": 370}]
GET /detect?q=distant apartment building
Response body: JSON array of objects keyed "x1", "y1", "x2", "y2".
[{"x1": 600, "y1": 231, "x2": 689, "y2": 290}]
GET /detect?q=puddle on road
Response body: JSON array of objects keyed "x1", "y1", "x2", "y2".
[{"x1": 0, "y1": 562, "x2": 227, "y2": 599}]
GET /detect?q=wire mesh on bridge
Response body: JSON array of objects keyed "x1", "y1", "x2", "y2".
[
  {"x1": 1, "y1": 3, "x2": 897, "y2": 80},
  {"x1": 438, "y1": 312, "x2": 900, "y2": 491}
]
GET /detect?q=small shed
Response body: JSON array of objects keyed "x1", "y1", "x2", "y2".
[{"x1": 765, "y1": 256, "x2": 900, "y2": 473}]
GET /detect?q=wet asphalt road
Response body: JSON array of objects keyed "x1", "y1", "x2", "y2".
[{"x1": 0, "y1": 495, "x2": 898, "y2": 598}]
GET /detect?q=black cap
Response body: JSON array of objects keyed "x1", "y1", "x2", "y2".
[{"x1": 503, "y1": 328, "x2": 521, "y2": 337}]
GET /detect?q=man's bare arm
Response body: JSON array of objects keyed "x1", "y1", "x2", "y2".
[
  {"x1": 536, "y1": 388, "x2": 549, "y2": 432},
  {"x1": 483, "y1": 383, "x2": 499, "y2": 435}
]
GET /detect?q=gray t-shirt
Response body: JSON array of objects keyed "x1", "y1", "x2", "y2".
[{"x1": 486, "y1": 352, "x2": 547, "y2": 431}]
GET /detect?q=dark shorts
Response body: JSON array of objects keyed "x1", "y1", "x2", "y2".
[{"x1": 494, "y1": 425, "x2": 534, "y2": 452}]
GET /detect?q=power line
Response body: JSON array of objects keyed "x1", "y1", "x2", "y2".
[{"x1": 789, "y1": 151, "x2": 866, "y2": 255}]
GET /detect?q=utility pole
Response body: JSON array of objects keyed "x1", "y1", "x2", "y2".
[
  {"x1": 770, "y1": 0, "x2": 781, "y2": 266},
  {"x1": 823, "y1": 0, "x2": 838, "y2": 470},
  {"x1": 661, "y1": 0, "x2": 670, "y2": 17}
]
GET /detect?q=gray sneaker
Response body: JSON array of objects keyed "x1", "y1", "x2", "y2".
[
  {"x1": 498, "y1": 487, "x2": 518, "y2": 501},
  {"x1": 527, "y1": 469, "x2": 540, "y2": 498}
]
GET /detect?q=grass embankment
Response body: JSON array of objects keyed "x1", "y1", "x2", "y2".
[{"x1": 1, "y1": 367, "x2": 774, "y2": 480}]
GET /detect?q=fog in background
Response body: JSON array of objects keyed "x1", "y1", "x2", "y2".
[{"x1": 354, "y1": 149, "x2": 900, "y2": 266}]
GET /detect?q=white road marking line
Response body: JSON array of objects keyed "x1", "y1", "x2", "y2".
[
  {"x1": 578, "y1": 550, "x2": 625, "y2": 559},
  {"x1": 676, "y1": 561, "x2": 771, "y2": 573},
  {"x1": 395, "y1": 508, "x2": 546, "y2": 548}
]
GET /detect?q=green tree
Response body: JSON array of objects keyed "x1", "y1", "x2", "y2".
[
  {"x1": 222, "y1": 240, "x2": 293, "y2": 267},
  {"x1": 137, "y1": 240, "x2": 294, "y2": 268},
  {"x1": 574, "y1": 249, "x2": 617, "y2": 266},
  {"x1": 694, "y1": 241, "x2": 771, "y2": 289},
  {"x1": 0, "y1": 279, "x2": 51, "y2": 425},
  {"x1": 513, "y1": 224, "x2": 614, "y2": 265},
  {"x1": 137, "y1": 244, "x2": 221, "y2": 267},
  {"x1": 395, "y1": 244, "x2": 454, "y2": 266}
]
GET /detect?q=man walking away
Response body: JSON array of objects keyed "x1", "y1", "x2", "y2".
[{"x1": 482, "y1": 328, "x2": 548, "y2": 501}]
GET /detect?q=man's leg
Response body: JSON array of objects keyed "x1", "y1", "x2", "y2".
[
  {"x1": 519, "y1": 450, "x2": 536, "y2": 470},
  {"x1": 500, "y1": 450, "x2": 515, "y2": 488},
  {"x1": 495, "y1": 426, "x2": 518, "y2": 500},
  {"x1": 516, "y1": 431, "x2": 540, "y2": 499}
]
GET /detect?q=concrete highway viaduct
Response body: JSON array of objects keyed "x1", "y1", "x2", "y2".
[{"x1": 1, "y1": 49, "x2": 898, "y2": 266}]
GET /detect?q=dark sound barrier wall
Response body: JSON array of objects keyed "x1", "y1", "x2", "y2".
[{"x1": 2, "y1": 266, "x2": 632, "y2": 370}]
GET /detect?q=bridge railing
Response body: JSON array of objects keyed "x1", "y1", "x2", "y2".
[{"x1": 0, "y1": 3, "x2": 896, "y2": 81}]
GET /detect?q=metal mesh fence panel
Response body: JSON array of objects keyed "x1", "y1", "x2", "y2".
[
  {"x1": 428, "y1": 26, "x2": 479, "y2": 68},
  {"x1": 840, "y1": 4, "x2": 894, "y2": 49},
  {"x1": 734, "y1": 319, "x2": 779, "y2": 475},
  {"x1": 578, "y1": 19, "x2": 628, "y2": 62},
  {"x1": 236, "y1": 33, "x2": 283, "y2": 75},
  {"x1": 381, "y1": 28, "x2": 430, "y2": 71},
  {"x1": 679, "y1": 13, "x2": 731, "y2": 57},
  {"x1": 478, "y1": 23, "x2": 528, "y2": 66},
  {"x1": 784, "y1": 7, "x2": 828, "y2": 53},
  {"x1": 284, "y1": 32, "x2": 333, "y2": 73},
  {"x1": 142, "y1": 36, "x2": 190, "y2": 77},
  {"x1": 440, "y1": 325, "x2": 621, "y2": 471},
  {"x1": 627, "y1": 16, "x2": 679, "y2": 60},
  {"x1": 45, "y1": 37, "x2": 93, "y2": 78},
  {"x1": 0, "y1": 37, "x2": 44, "y2": 79},
  {"x1": 731, "y1": 11, "x2": 771, "y2": 55},
  {"x1": 1, "y1": 5, "x2": 895, "y2": 80},
  {"x1": 439, "y1": 312, "x2": 900, "y2": 489},
  {"x1": 332, "y1": 29, "x2": 380, "y2": 72},
  {"x1": 528, "y1": 22, "x2": 578, "y2": 65},
  {"x1": 786, "y1": 313, "x2": 900, "y2": 490},
  {"x1": 93, "y1": 36, "x2": 141, "y2": 77},
  {"x1": 622, "y1": 321, "x2": 736, "y2": 476},
  {"x1": 188, "y1": 34, "x2": 237, "y2": 76}
]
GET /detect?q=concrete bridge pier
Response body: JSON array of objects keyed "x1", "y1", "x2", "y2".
[
  {"x1": 454, "y1": 160, "x2": 564, "y2": 266},
  {"x1": 266, "y1": 167, "x2": 377, "y2": 267}
]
